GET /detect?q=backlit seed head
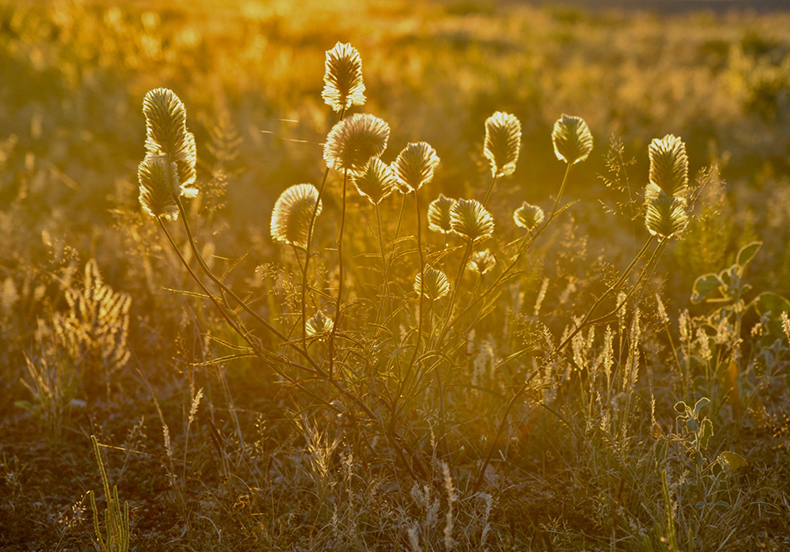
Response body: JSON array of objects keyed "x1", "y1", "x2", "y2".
[
  {"x1": 513, "y1": 201, "x2": 545, "y2": 231},
  {"x1": 323, "y1": 114, "x2": 390, "y2": 172},
  {"x1": 142, "y1": 88, "x2": 198, "y2": 198},
  {"x1": 647, "y1": 134, "x2": 689, "y2": 201},
  {"x1": 467, "y1": 249, "x2": 496, "y2": 275},
  {"x1": 552, "y1": 114, "x2": 594, "y2": 165},
  {"x1": 306, "y1": 310, "x2": 334, "y2": 338},
  {"x1": 484, "y1": 112, "x2": 521, "y2": 177},
  {"x1": 645, "y1": 191, "x2": 688, "y2": 239},
  {"x1": 353, "y1": 158, "x2": 396, "y2": 205},
  {"x1": 427, "y1": 194, "x2": 457, "y2": 234},
  {"x1": 414, "y1": 266, "x2": 450, "y2": 301},
  {"x1": 450, "y1": 198, "x2": 495, "y2": 242},
  {"x1": 138, "y1": 154, "x2": 180, "y2": 221},
  {"x1": 270, "y1": 184, "x2": 323, "y2": 249},
  {"x1": 392, "y1": 142, "x2": 440, "y2": 193},
  {"x1": 322, "y1": 42, "x2": 366, "y2": 113}
]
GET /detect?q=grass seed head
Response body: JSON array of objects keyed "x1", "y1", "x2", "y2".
[
  {"x1": 450, "y1": 198, "x2": 494, "y2": 242},
  {"x1": 138, "y1": 154, "x2": 180, "y2": 221},
  {"x1": 427, "y1": 194, "x2": 456, "y2": 234},
  {"x1": 552, "y1": 114, "x2": 594, "y2": 165},
  {"x1": 513, "y1": 201, "x2": 545, "y2": 231},
  {"x1": 645, "y1": 191, "x2": 688, "y2": 239},
  {"x1": 414, "y1": 266, "x2": 450, "y2": 300},
  {"x1": 467, "y1": 249, "x2": 496, "y2": 275},
  {"x1": 306, "y1": 310, "x2": 334, "y2": 338},
  {"x1": 322, "y1": 42, "x2": 366, "y2": 113},
  {"x1": 270, "y1": 183, "x2": 323, "y2": 248},
  {"x1": 353, "y1": 158, "x2": 396, "y2": 205},
  {"x1": 392, "y1": 142, "x2": 440, "y2": 193},
  {"x1": 323, "y1": 114, "x2": 390, "y2": 172},
  {"x1": 647, "y1": 134, "x2": 689, "y2": 202},
  {"x1": 484, "y1": 111, "x2": 521, "y2": 177}
]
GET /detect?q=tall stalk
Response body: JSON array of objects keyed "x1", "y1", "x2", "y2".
[{"x1": 328, "y1": 169, "x2": 349, "y2": 379}]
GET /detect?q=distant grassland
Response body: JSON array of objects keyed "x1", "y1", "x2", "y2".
[{"x1": 1, "y1": 0, "x2": 790, "y2": 293}]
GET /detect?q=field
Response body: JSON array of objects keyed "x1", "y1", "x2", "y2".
[{"x1": 2, "y1": 0, "x2": 790, "y2": 550}]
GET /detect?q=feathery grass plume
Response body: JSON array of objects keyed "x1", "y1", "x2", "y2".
[
  {"x1": 552, "y1": 114, "x2": 594, "y2": 165},
  {"x1": 645, "y1": 192, "x2": 688, "y2": 239},
  {"x1": 323, "y1": 114, "x2": 390, "y2": 172},
  {"x1": 322, "y1": 42, "x2": 366, "y2": 113},
  {"x1": 467, "y1": 249, "x2": 496, "y2": 275},
  {"x1": 450, "y1": 198, "x2": 494, "y2": 242},
  {"x1": 138, "y1": 155, "x2": 180, "y2": 220},
  {"x1": 427, "y1": 194, "x2": 456, "y2": 234},
  {"x1": 306, "y1": 310, "x2": 334, "y2": 337},
  {"x1": 484, "y1": 111, "x2": 521, "y2": 177},
  {"x1": 392, "y1": 142, "x2": 440, "y2": 193},
  {"x1": 143, "y1": 88, "x2": 198, "y2": 198},
  {"x1": 270, "y1": 184, "x2": 323, "y2": 248},
  {"x1": 414, "y1": 266, "x2": 450, "y2": 301},
  {"x1": 646, "y1": 134, "x2": 689, "y2": 202},
  {"x1": 352, "y1": 158, "x2": 396, "y2": 205},
  {"x1": 513, "y1": 201, "x2": 545, "y2": 231}
]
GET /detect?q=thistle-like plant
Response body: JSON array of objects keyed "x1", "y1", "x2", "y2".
[
  {"x1": 322, "y1": 42, "x2": 366, "y2": 113},
  {"x1": 270, "y1": 183, "x2": 323, "y2": 249},
  {"x1": 353, "y1": 158, "x2": 396, "y2": 205},
  {"x1": 138, "y1": 154, "x2": 180, "y2": 221},
  {"x1": 552, "y1": 114, "x2": 594, "y2": 165},
  {"x1": 323, "y1": 114, "x2": 390, "y2": 173},
  {"x1": 645, "y1": 134, "x2": 689, "y2": 202},
  {"x1": 450, "y1": 199, "x2": 494, "y2": 242},
  {"x1": 483, "y1": 111, "x2": 521, "y2": 178},
  {"x1": 513, "y1": 201, "x2": 545, "y2": 232},
  {"x1": 392, "y1": 142, "x2": 440, "y2": 193},
  {"x1": 467, "y1": 249, "x2": 496, "y2": 275},
  {"x1": 427, "y1": 194, "x2": 456, "y2": 234},
  {"x1": 414, "y1": 266, "x2": 450, "y2": 301}
]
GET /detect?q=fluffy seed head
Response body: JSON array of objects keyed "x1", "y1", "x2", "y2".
[
  {"x1": 484, "y1": 111, "x2": 521, "y2": 177},
  {"x1": 552, "y1": 114, "x2": 594, "y2": 165},
  {"x1": 352, "y1": 158, "x2": 396, "y2": 205},
  {"x1": 647, "y1": 134, "x2": 689, "y2": 202},
  {"x1": 427, "y1": 194, "x2": 456, "y2": 234},
  {"x1": 513, "y1": 201, "x2": 545, "y2": 231},
  {"x1": 414, "y1": 266, "x2": 450, "y2": 301},
  {"x1": 467, "y1": 249, "x2": 496, "y2": 275},
  {"x1": 392, "y1": 142, "x2": 440, "y2": 193},
  {"x1": 324, "y1": 114, "x2": 390, "y2": 172},
  {"x1": 142, "y1": 88, "x2": 198, "y2": 198},
  {"x1": 270, "y1": 184, "x2": 323, "y2": 248},
  {"x1": 306, "y1": 310, "x2": 334, "y2": 338},
  {"x1": 450, "y1": 198, "x2": 495, "y2": 242},
  {"x1": 138, "y1": 155, "x2": 180, "y2": 221},
  {"x1": 645, "y1": 192, "x2": 688, "y2": 239},
  {"x1": 322, "y1": 42, "x2": 366, "y2": 113}
]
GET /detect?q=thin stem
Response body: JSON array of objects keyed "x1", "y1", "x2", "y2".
[
  {"x1": 482, "y1": 173, "x2": 499, "y2": 208},
  {"x1": 328, "y1": 168, "x2": 349, "y2": 379},
  {"x1": 549, "y1": 163, "x2": 572, "y2": 220},
  {"x1": 375, "y1": 204, "x2": 395, "y2": 337}
]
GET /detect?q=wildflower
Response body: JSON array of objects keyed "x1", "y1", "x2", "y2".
[
  {"x1": 306, "y1": 310, "x2": 334, "y2": 337},
  {"x1": 483, "y1": 112, "x2": 521, "y2": 177},
  {"x1": 513, "y1": 201, "x2": 545, "y2": 231},
  {"x1": 450, "y1": 199, "x2": 494, "y2": 242},
  {"x1": 324, "y1": 114, "x2": 390, "y2": 172},
  {"x1": 645, "y1": 191, "x2": 688, "y2": 239},
  {"x1": 414, "y1": 266, "x2": 450, "y2": 300},
  {"x1": 392, "y1": 142, "x2": 440, "y2": 193},
  {"x1": 552, "y1": 114, "x2": 593, "y2": 165},
  {"x1": 322, "y1": 42, "x2": 366, "y2": 113},
  {"x1": 353, "y1": 158, "x2": 396, "y2": 205},
  {"x1": 427, "y1": 194, "x2": 456, "y2": 234},
  {"x1": 138, "y1": 155, "x2": 180, "y2": 220},
  {"x1": 646, "y1": 134, "x2": 689, "y2": 202},
  {"x1": 270, "y1": 184, "x2": 323, "y2": 248},
  {"x1": 467, "y1": 250, "x2": 496, "y2": 275}
]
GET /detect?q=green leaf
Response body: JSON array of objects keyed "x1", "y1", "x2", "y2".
[
  {"x1": 693, "y1": 397, "x2": 710, "y2": 417},
  {"x1": 700, "y1": 418, "x2": 714, "y2": 450},
  {"x1": 717, "y1": 451, "x2": 747, "y2": 472},
  {"x1": 673, "y1": 401, "x2": 688, "y2": 414},
  {"x1": 691, "y1": 273, "x2": 724, "y2": 304},
  {"x1": 736, "y1": 241, "x2": 762, "y2": 269},
  {"x1": 755, "y1": 292, "x2": 790, "y2": 319}
]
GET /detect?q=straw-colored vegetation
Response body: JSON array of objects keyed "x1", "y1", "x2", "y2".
[{"x1": 2, "y1": 0, "x2": 790, "y2": 550}]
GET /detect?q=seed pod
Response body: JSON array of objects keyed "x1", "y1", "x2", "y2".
[
  {"x1": 427, "y1": 194, "x2": 456, "y2": 234},
  {"x1": 513, "y1": 201, "x2": 545, "y2": 231},
  {"x1": 414, "y1": 266, "x2": 450, "y2": 301},
  {"x1": 467, "y1": 249, "x2": 496, "y2": 275},
  {"x1": 353, "y1": 158, "x2": 396, "y2": 205},
  {"x1": 645, "y1": 191, "x2": 688, "y2": 239},
  {"x1": 392, "y1": 142, "x2": 440, "y2": 193},
  {"x1": 138, "y1": 155, "x2": 180, "y2": 221},
  {"x1": 646, "y1": 134, "x2": 689, "y2": 202}
]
